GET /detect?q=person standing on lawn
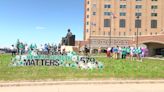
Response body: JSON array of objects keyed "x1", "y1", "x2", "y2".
[
  {"x1": 130, "y1": 47, "x2": 135, "y2": 61},
  {"x1": 25, "y1": 44, "x2": 29, "y2": 54},
  {"x1": 110, "y1": 47, "x2": 114, "y2": 58},
  {"x1": 19, "y1": 42, "x2": 24, "y2": 55},
  {"x1": 44, "y1": 44, "x2": 48, "y2": 55},
  {"x1": 16, "y1": 39, "x2": 20, "y2": 55},
  {"x1": 137, "y1": 47, "x2": 142, "y2": 62},
  {"x1": 113, "y1": 46, "x2": 118, "y2": 59},
  {"x1": 122, "y1": 47, "x2": 127, "y2": 59},
  {"x1": 126, "y1": 46, "x2": 131, "y2": 60},
  {"x1": 10, "y1": 45, "x2": 16, "y2": 56},
  {"x1": 106, "y1": 47, "x2": 111, "y2": 57},
  {"x1": 98, "y1": 47, "x2": 101, "y2": 55},
  {"x1": 118, "y1": 46, "x2": 122, "y2": 59}
]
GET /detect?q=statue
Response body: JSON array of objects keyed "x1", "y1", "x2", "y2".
[
  {"x1": 66, "y1": 29, "x2": 72, "y2": 38},
  {"x1": 62, "y1": 29, "x2": 75, "y2": 46}
]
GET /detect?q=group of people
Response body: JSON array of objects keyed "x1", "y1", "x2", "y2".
[
  {"x1": 106, "y1": 46, "x2": 149, "y2": 61},
  {"x1": 10, "y1": 40, "x2": 63, "y2": 56},
  {"x1": 10, "y1": 39, "x2": 149, "y2": 62}
]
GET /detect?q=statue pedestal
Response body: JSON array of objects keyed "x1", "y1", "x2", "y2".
[
  {"x1": 61, "y1": 46, "x2": 78, "y2": 53},
  {"x1": 62, "y1": 35, "x2": 75, "y2": 46}
]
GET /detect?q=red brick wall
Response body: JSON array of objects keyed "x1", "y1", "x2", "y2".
[{"x1": 133, "y1": 35, "x2": 164, "y2": 44}]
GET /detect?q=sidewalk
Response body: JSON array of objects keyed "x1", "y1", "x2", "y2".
[
  {"x1": 145, "y1": 57, "x2": 164, "y2": 60},
  {"x1": 0, "y1": 80, "x2": 164, "y2": 87}
]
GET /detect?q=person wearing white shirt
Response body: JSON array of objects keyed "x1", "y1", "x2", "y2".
[
  {"x1": 25, "y1": 44, "x2": 29, "y2": 54},
  {"x1": 10, "y1": 45, "x2": 16, "y2": 56}
]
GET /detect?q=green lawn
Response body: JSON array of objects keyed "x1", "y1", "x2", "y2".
[{"x1": 0, "y1": 54, "x2": 164, "y2": 81}]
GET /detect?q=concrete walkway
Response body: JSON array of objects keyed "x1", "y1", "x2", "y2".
[
  {"x1": 145, "y1": 57, "x2": 164, "y2": 60},
  {"x1": 0, "y1": 80, "x2": 164, "y2": 92},
  {"x1": 92, "y1": 56, "x2": 164, "y2": 60},
  {"x1": 0, "y1": 80, "x2": 164, "y2": 87}
]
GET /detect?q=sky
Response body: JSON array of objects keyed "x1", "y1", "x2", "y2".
[{"x1": 0, "y1": 0, "x2": 84, "y2": 48}]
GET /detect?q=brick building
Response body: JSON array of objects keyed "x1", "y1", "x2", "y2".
[{"x1": 82, "y1": 0, "x2": 164, "y2": 56}]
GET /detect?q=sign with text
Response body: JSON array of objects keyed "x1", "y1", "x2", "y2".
[{"x1": 11, "y1": 52, "x2": 103, "y2": 69}]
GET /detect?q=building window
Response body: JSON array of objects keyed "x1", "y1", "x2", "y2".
[
  {"x1": 135, "y1": 19, "x2": 141, "y2": 28},
  {"x1": 92, "y1": 4, "x2": 96, "y2": 8},
  {"x1": 87, "y1": 15, "x2": 89, "y2": 18},
  {"x1": 104, "y1": 4, "x2": 111, "y2": 8},
  {"x1": 135, "y1": 13, "x2": 142, "y2": 16},
  {"x1": 139, "y1": 32, "x2": 142, "y2": 35},
  {"x1": 104, "y1": 19, "x2": 111, "y2": 27},
  {"x1": 87, "y1": 1, "x2": 90, "y2": 4},
  {"x1": 124, "y1": 32, "x2": 126, "y2": 36},
  {"x1": 120, "y1": 19, "x2": 126, "y2": 28},
  {"x1": 152, "y1": 0, "x2": 158, "y2": 1},
  {"x1": 151, "y1": 5, "x2": 158, "y2": 9},
  {"x1": 104, "y1": 12, "x2": 112, "y2": 16},
  {"x1": 151, "y1": 13, "x2": 158, "y2": 17},
  {"x1": 87, "y1": 8, "x2": 89, "y2": 11},
  {"x1": 155, "y1": 32, "x2": 157, "y2": 35},
  {"x1": 136, "y1": 5, "x2": 142, "y2": 9},
  {"x1": 93, "y1": 12, "x2": 96, "y2": 15},
  {"x1": 151, "y1": 20, "x2": 157, "y2": 28},
  {"x1": 120, "y1": 12, "x2": 126, "y2": 16},
  {"x1": 120, "y1": 4, "x2": 126, "y2": 8},
  {"x1": 86, "y1": 22, "x2": 89, "y2": 25},
  {"x1": 86, "y1": 29, "x2": 89, "y2": 33}
]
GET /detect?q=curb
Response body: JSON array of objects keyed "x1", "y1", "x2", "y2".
[
  {"x1": 144, "y1": 57, "x2": 164, "y2": 60},
  {"x1": 0, "y1": 80, "x2": 164, "y2": 87}
]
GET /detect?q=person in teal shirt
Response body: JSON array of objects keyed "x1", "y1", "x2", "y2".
[
  {"x1": 19, "y1": 42, "x2": 24, "y2": 55},
  {"x1": 122, "y1": 47, "x2": 127, "y2": 59},
  {"x1": 16, "y1": 39, "x2": 20, "y2": 55},
  {"x1": 126, "y1": 46, "x2": 131, "y2": 59},
  {"x1": 136, "y1": 47, "x2": 142, "y2": 61}
]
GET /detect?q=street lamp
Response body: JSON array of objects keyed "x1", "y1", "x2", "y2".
[
  {"x1": 136, "y1": 15, "x2": 140, "y2": 48},
  {"x1": 89, "y1": 26, "x2": 91, "y2": 54},
  {"x1": 109, "y1": 13, "x2": 112, "y2": 47}
]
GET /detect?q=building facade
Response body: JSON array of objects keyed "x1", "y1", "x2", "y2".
[{"x1": 83, "y1": 0, "x2": 164, "y2": 55}]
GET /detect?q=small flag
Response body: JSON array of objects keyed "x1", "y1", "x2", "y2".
[{"x1": 111, "y1": 12, "x2": 117, "y2": 19}]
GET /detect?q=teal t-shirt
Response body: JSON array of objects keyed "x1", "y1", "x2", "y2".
[
  {"x1": 122, "y1": 48, "x2": 127, "y2": 55},
  {"x1": 19, "y1": 44, "x2": 23, "y2": 49},
  {"x1": 136, "y1": 48, "x2": 142, "y2": 54},
  {"x1": 126, "y1": 48, "x2": 131, "y2": 53}
]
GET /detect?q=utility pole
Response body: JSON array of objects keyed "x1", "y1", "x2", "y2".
[{"x1": 136, "y1": 15, "x2": 140, "y2": 48}]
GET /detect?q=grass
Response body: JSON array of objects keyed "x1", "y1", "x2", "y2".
[{"x1": 0, "y1": 54, "x2": 164, "y2": 81}]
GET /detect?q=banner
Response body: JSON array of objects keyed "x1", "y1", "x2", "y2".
[{"x1": 11, "y1": 51, "x2": 104, "y2": 70}]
